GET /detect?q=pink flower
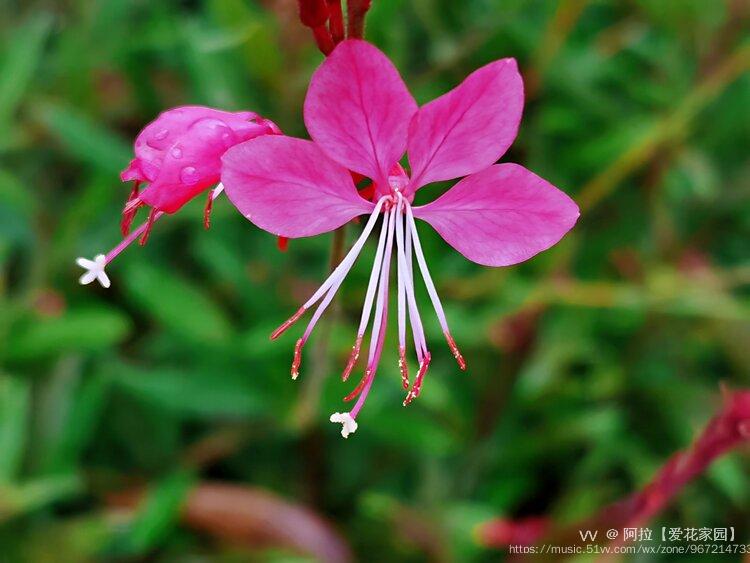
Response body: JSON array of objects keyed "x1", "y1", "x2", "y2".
[
  {"x1": 221, "y1": 40, "x2": 579, "y2": 437},
  {"x1": 76, "y1": 106, "x2": 279, "y2": 287}
]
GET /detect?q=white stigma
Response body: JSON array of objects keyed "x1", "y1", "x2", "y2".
[
  {"x1": 76, "y1": 254, "x2": 110, "y2": 288},
  {"x1": 329, "y1": 412, "x2": 358, "y2": 438}
]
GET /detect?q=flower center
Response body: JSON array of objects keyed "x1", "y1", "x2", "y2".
[{"x1": 374, "y1": 163, "x2": 414, "y2": 203}]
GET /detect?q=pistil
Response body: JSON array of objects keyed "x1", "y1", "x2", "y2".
[{"x1": 78, "y1": 184, "x2": 226, "y2": 288}]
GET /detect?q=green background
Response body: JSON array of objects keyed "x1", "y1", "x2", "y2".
[{"x1": 1, "y1": 0, "x2": 748, "y2": 560}]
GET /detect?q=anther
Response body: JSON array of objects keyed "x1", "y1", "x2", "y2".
[
  {"x1": 344, "y1": 367, "x2": 372, "y2": 402},
  {"x1": 444, "y1": 331, "x2": 466, "y2": 370},
  {"x1": 403, "y1": 352, "x2": 431, "y2": 406},
  {"x1": 291, "y1": 338, "x2": 304, "y2": 380},
  {"x1": 398, "y1": 345, "x2": 409, "y2": 389},
  {"x1": 270, "y1": 306, "x2": 306, "y2": 340},
  {"x1": 203, "y1": 190, "x2": 214, "y2": 229},
  {"x1": 341, "y1": 335, "x2": 362, "y2": 381}
]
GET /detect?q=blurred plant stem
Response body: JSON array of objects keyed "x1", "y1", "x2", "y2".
[
  {"x1": 527, "y1": 0, "x2": 590, "y2": 98},
  {"x1": 577, "y1": 42, "x2": 750, "y2": 213}
]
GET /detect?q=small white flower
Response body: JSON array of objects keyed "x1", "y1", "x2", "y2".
[
  {"x1": 329, "y1": 412, "x2": 358, "y2": 439},
  {"x1": 76, "y1": 254, "x2": 111, "y2": 288}
]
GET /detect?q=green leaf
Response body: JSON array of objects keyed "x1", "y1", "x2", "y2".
[
  {"x1": 0, "y1": 474, "x2": 82, "y2": 523},
  {"x1": 110, "y1": 363, "x2": 263, "y2": 418},
  {"x1": 39, "y1": 374, "x2": 111, "y2": 474},
  {"x1": 35, "y1": 103, "x2": 131, "y2": 174},
  {"x1": 0, "y1": 13, "x2": 52, "y2": 129},
  {"x1": 119, "y1": 471, "x2": 194, "y2": 555},
  {"x1": 0, "y1": 375, "x2": 30, "y2": 482},
  {"x1": 122, "y1": 262, "x2": 231, "y2": 342},
  {"x1": 6, "y1": 308, "x2": 131, "y2": 361}
]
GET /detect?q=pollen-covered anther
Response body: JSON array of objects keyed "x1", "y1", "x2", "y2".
[
  {"x1": 444, "y1": 331, "x2": 466, "y2": 371},
  {"x1": 329, "y1": 412, "x2": 358, "y2": 438},
  {"x1": 403, "y1": 352, "x2": 431, "y2": 406},
  {"x1": 341, "y1": 335, "x2": 362, "y2": 382},
  {"x1": 344, "y1": 367, "x2": 372, "y2": 402},
  {"x1": 398, "y1": 345, "x2": 409, "y2": 389},
  {"x1": 291, "y1": 338, "x2": 304, "y2": 380},
  {"x1": 270, "y1": 306, "x2": 307, "y2": 340},
  {"x1": 203, "y1": 190, "x2": 214, "y2": 229}
]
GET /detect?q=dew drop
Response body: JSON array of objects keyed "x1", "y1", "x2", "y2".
[
  {"x1": 171, "y1": 147, "x2": 183, "y2": 159},
  {"x1": 180, "y1": 166, "x2": 198, "y2": 186},
  {"x1": 154, "y1": 128, "x2": 169, "y2": 140},
  {"x1": 180, "y1": 166, "x2": 198, "y2": 185}
]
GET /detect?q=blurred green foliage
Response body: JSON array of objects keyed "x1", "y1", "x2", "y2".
[{"x1": 0, "y1": 0, "x2": 749, "y2": 561}]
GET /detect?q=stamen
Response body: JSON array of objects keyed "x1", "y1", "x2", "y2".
[
  {"x1": 396, "y1": 197, "x2": 408, "y2": 367},
  {"x1": 444, "y1": 330, "x2": 466, "y2": 371},
  {"x1": 341, "y1": 335, "x2": 362, "y2": 382},
  {"x1": 292, "y1": 206, "x2": 390, "y2": 381},
  {"x1": 139, "y1": 208, "x2": 158, "y2": 246},
  {"x1": 123, "y1": 196, "x2": 143, "y2": 215},
  {"x1": 271, "y1": 306, "x2": 306, "y2": 341},
  {"x1": 203, "y1": 190, "x2": 214, "y2": 229},
  {"x1": 398, "y1": 346, "x2": 409, "y2": 389},
  {"x1": 405, "y1": 204, "x2": 466, "y2": 370},
  {"x1": 269, "y1": 197, "x2": 388, "y2": 341},
  {"x1": 395, "y1": 196, "x2": 427, "y2": 361},
  {"x1": 291, "y1": 338, "x2": 304, "y2": 380},
  {"x1": 403, "y1": 352, "x2": 431, "y2": 406},
  {"x1": 339, "y1": 205, "x2": 392, "y2": 382},
  {"x1": 347, "y1": 206, "x2": 396, "y2": 416},
  {"x1": 343, "y1": 367, "x2": 372, "y2": 402},
  {"x1": 121, "y1": 182, "x2": 141, "y2": 236},
  {"x1": 301, "y1": 197, "x2": 387, "y2": 310}
]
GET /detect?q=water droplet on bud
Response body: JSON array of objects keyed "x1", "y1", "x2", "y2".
[
  {"x1": 171, "y1": 147, "x2": 183, "y2": 159},
  {"x1": 180, "y1": 166, "x2": 198, "y2": 185},
  {"x1": 154, "y1": 129, "x2": 169, "y2": 140}
]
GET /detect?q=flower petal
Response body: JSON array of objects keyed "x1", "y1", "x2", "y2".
[
  {"x1": 407, "y1": 58, "x2": 524, "y2": 191},
  {"x1": 304, "y1": 40, "x2": 417, "y2": 185},
  {"x1": 138, "y1": 116, "x2": 271, "y2": 213},
  {"x1": 412, "y1": 164, "x2": 579, "y2": 266},
  {"x1": 222, "y1": 135, "x2": 374, "y2": 238},
  {"x1": 122, "y1": 106, "x2": 260, "y2": 183}
]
